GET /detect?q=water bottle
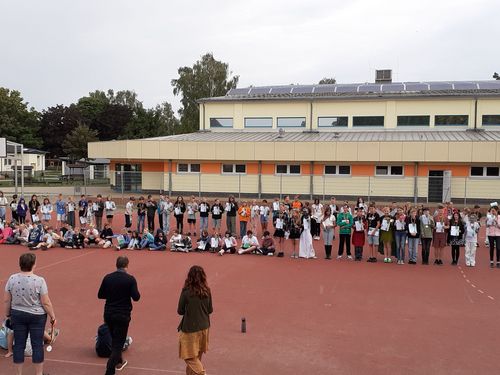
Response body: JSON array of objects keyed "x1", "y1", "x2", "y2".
[{"x1": 241, "y1": 317, "x2": 246, "y2": 333}]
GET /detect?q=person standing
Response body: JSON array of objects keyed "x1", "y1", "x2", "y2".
[
  {"x1": 55, "y1": 194, "x2": 66, "y2": 229},
  {"x1": 449, "y1": 211, "x2": 465, "y2": 265},
  {"x1": 145, "y1": 195, "x2": 157, "y2": 232},
  {"x1": 125, "y1": 197, "x2": 135, "y2": 229},
  {"x1": 237, "y1": 202, "x2": 250, "y2": 239},
  {"x1": 486, "y1": 206, "x2": 500, "y2": 268},
  {"x1": 321, "y1": 206, "x2": 335, "y2": 260},
  {"x1": 337, "y1": 204, "x2": 353, "y2": 260},
  {"x1": 98, "y1": 256, "x2": 140, "y2": 375},
  {"x1": 420, "y1": 208, "x2": 435, "y2": 265},
  {"x1": 4, "y1": 253, "x2": 56, "y2": 375},
  {"x1": 28, "y1": 195, "x2": 41, "y2": 224},
  {"x1": 178, "y1": 265, "x2": 213, "y2": 375},
  {"x1": 225, "y1": 196, "x2": 238, "y2": 237},
  {"x1": 406, "y1": 209, "x2": 421, "y2": 265},
  {"x1": 10, "y1": 194, "x2": 19, "y2": 223},
  {"x1": 94, "y1": 195, "x2": 105, "y2": 231},
  {"x1": 0, "y1": 190, "x2": 8, "y2": 222}
]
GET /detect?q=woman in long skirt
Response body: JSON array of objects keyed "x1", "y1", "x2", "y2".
[{"x1": 299, "y1": 208, "x2": 316, "y2": 259}]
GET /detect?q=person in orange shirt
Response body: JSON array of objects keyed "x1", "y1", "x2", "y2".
[
  {"x1": 238, "y1": 202, "x2": 251, "y2": 239},
  {"x1": 292, "y1": 195, "x2": 303, "y2": 211}
]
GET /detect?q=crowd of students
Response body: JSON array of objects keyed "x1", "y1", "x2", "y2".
[{"x1": 1, "y1": 190, "x2": 499, "y2": 268}]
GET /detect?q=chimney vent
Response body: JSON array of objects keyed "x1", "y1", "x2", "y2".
[{"x1": 375, "y1": 69, "x2": 392, "y2": 83}]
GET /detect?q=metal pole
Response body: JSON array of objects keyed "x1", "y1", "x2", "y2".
[
  {"x1": 279, "y1": 175, "x2": 283, "y2": 200},
  {"x1": 168, "y1": 160, "x2": 172, "y2": 196},
  {"x1": 257, "y1": 161, "x2": 262, "y2": 199},
  {"x1": 120, "y1": 165, "x2": 125, "y2": 201},
  {"x1": 198, "y1": 173, "x2": 201, "y2": 198},
  {"x1": 238, "y1": 174, "x2": 241, "y2": 199},
  {"x1": 367, "y1": 176, "x2": 371, "y2": 203},
  {"x1": 14, "y1": 158, "x2": 18, "y2": 196},
  {"x1": 414, "y1": 162, "x2": 419, "y2": 204},
  {"x1": 20, "y1": 145, "x2": 24, "y2": 198},
  {"x1": 309, "y1": 161, "x2": 314, "y2": 200},
  {"x1": 322, "y1": 176, "x2": 325, "y2": 201},
  {"x1": 464, "y1": 177, "x2": 467, "y2": 206}
]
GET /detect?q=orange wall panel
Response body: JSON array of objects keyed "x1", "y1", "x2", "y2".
[
  {"x1": 261, "y1": 163, "x2": 275, "y2": 175},
  {"x1": 417, "y1": 164, "x2": 469, "y2": 177},
  {"x1": 246, "y1": 163, "x2": 259, "y2": 174},
  {"x1": 142, "y1": 162, "x2": 163, "y2": 172},
  {"x1": 351, "y1": 164, "x2": 374, "y2": 176},
  {"x1": 201, "y1": 163, "x2": 221, "y2": 174}
]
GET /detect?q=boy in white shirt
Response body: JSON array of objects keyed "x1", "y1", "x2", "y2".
[
  {"x1": 238, "y1": 230, "x2": 260, "y2": 255},
  {"x1": 465, "y1": 214, "x2": 480, "y2": 267}
]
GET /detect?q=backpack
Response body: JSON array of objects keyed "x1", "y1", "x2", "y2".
[{"x1": 95, "y1": 324, "x2": 112, "y2": 357}]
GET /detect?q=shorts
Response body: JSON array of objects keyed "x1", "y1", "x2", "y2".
[
  {"x1": 42, "y1": 214, "x2": 51, "y2": 221},
  {"x1": 187, "y1": 218, "x2": 196, "y2": 224},
  {"x1": 106, "y1": 215, "x2": 113, "y2": 219},
  {"x1": 367, "y1": 234, "x2": 379, "y2": 246},
  {"x1": 87, "y1": 238, "x2": 97, "y2": 245},
  {"x1": 260, "y1": 215, "x2": 268, "y2": 223},
  {"x1": 57, "y1": 213, "x2": 66, "y2": 222}
]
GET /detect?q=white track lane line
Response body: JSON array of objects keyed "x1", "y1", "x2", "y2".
[{"x1": 45, "y1": 358, "x2": 185, "y2": 373}]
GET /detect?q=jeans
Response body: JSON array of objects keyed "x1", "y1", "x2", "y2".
[
  {"x1": 162, "y1": 212, "x2": 171, "y2": 233},
  {"x1": 239, "y1": 221, "x2": 247, "y2": 239},
  {"x1": 125, "y1": 214, "x2": 132, "y2": 228},
  {"x1": 67, "y1": 211, "x2": 75, "y2": 228},
  {"x1": 147, "y1": 214, "x2": 155, "y2": 231},
  {"x1": 137, "y1": 215, "x2": 145, "y2": 233},
  {"x1": 421, "y1": 237, "x2": 432, "y2": 264},
  {"x1": 95, "y1": 215, "x2": 103, "y2": 231},
  {"x1": 227, "y1": 215, "x2": 236, "y2": 236},
  {"x1": 200, "y1": 216, "x2": 209, "y2": 233},
  {"x1": 149, "y1": 243, "x2": 166, "y2": 251},
  {"x1": 408, "y1": 237, "x2": 419, "y2": 262},
  {"x1": 338, "y1": 233, "x2": 351, "y2": 256},
  {"x1": 488, "y1": 236, "x2": 500, "y2": 262},
  {"x1": 11, "y1": 309, "x2": 47, "y2": 364},
  {"x1": 0, "y1": 206, "x2": 5, "y2": 221},
  {"x1": 175, "y1": 215, "x2": 184, "y2": 233},
  {"x1": 139, "y1": 237, "x2": 152, "y2": 249},
  {"x1": 323, "y1": 227, "x2": 334, "y2": 245},
  {"x1": 104, "y1": 313, "x2": 130, "y2": 375},
  {"x1": 395, "y1": 231, "x2": 407, "y2": 261}
]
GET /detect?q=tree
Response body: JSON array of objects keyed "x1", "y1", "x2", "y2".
[
  {"x1": 494, "y1": 72, "x2": 500, "y2": 80},
  {"x1": 121, "y1": 102, "x2": 179, "y2": 139},
  {"x1": 172, "y1": 53, "x2": 239, "y2": 133},
  {"x1": 0, "y1": 88, "x2": 41, "y2": 148},
  {"x1": 39, "y1": 104, "x2": 83, "y2": 157},
  {"x1": 62, "y1": 123, "x2": 98, "y2": 160},
  {"x1": 93, "y1": 104, "x2": 133, "y2": 141},
  {"x1": 318, "y1": 77, "x2": 337, "y2": 84}
]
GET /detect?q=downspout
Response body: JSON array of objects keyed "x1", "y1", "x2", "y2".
[
  {"x1": 310, "y1": 161, "x2": 314, "y2": 200},
  {"x1": 258, "y1": 161, "x2": 262, "y2": 199},
  {"x1": 473, "y1": 98, "x2": 478, "y2": 130},
  {"x1": 168, "y1": 159, "x2": 172, "y2": 196},
  {"x1": 202, "y1": 102, "x2": 206, "y2": 131},
  {"x1": 309, "y1": 100, "x2": 313, "y2": 132},
  {"x1": 414, "y1": 162, "x2": 418, "y2": 204}
]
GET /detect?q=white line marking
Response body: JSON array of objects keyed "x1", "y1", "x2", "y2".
[
  {"x1": 462, "y1": 274, "x2": 466, "y2": 278},
  {"x1": 471, "y1": 284, "x2": 476, "y2": 288},
  {"x1": 488, "y1": 296, "x2": 495, "y2": 300},
  {"x1": 45, "y1": 358, "x2": 185, "y2": 373},
  {"x1": 478, "y1": 290, "x2": 484, "y2": 294},
  {"x1": 466, "y1": 279, "x2": 470, "y2": 283},
  {"x1": 37, "y1": 251, "x2": 97, "y2": 271}
]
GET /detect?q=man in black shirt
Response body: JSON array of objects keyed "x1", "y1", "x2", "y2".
[{"x1": 98, "y1": 256, "x2": 140, "y2": 374}]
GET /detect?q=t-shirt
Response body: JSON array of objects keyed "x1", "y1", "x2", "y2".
[
  {"x1": 367, "y1": 212, "x2": 380, "y2": 229},
  {"x1": 5, "y1": 273, "x2": 48, "y2": 315}
]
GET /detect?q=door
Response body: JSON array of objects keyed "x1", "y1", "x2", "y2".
[
  {"x1": 115, "y1": 164, "x2": 142, "y2": 192},
  {"x1": 428, "y1": 170, "x2": 444, "y2": 202}
]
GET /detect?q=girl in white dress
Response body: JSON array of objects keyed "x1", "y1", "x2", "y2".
[{"x1": 299, "y1": 208, "x2": 316, "y2": 259}]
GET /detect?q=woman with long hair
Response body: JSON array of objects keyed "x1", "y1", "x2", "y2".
[{"x1": 178, "y1": 265, "x2": 213, "y2": 375}]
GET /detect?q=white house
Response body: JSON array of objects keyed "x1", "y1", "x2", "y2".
[{"x1": 0, "y1": 148, "x2": 46, "y2": 177}]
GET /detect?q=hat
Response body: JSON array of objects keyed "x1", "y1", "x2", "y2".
[{"x1": 490, "y1": 202, "x2": 498, "y2": 208}]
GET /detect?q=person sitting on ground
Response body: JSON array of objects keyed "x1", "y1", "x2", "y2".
[
  {"x1": 0, "y1": 223, "x2": 13, "y2": 244},
  {"x1": 209, "y1": 232, "x2": 221, "y2": 253},
  {"x1": 115, "y1": 229, "x2": 131, "y2": 251},
  {"x1": 149, "y1": 229, "x2": 167, "y2": 251},
  {"x1": 72, "y1": 228, "x2": 86, "y2": 249},
  {"x1": 259, "y1": 231, "x2": 276, "y2": 256},
  {"x1": 98, "y1": 223, "x2": 114, "y2": 248},
  {"x1": 139, "y1": 228, "x2": 154, "y2": 249},
  {"x1": 196, "y1": 230, "x2": 211, "y2": 252},
  {"x1": 127, "y1": 231, "x2": 141, "y2": 250},
  {"x1": 84, "y1": 224, "x2": 100, "y2": 247},
  {"x1": 95, "y1": 323, "x2": 132, "y2": 359},
  {"x1": 60, "y1": 226, "x2": 75, "y2": 248},
  {"x1": 219, "y1": 230, "x2": 237, "y2": 255},
  {"x1": 16, "y1": 224, "x2": 30, "y2": 245},
  {"x1": 238, "y1": 230, "x2": 260, "y2": 255},
  {"x1": 29, "y1": 227, "x2": 56, "y2": 251},
  {"x1": 26, "y1": 224, "x2": 44, "y2": 248},
  {"x1": 170, "y1": 230, "x2": 191, "y2": 252}
]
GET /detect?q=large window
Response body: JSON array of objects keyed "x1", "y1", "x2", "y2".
[
  {"x1": 318, "y1": 116, "x2": 348, "y2": 128},
  {"x1": 222, "y1": 164, "x2": 246, "y2": 174},
  {"x1": 277, "y1": 117, "x2": 306, "y2": 128},
  {"x1": 470, "y1": 166, "x2": 500, "y2": 177},
  {"x1": 375, "y1": 165, "x2": 403, "y2": 176},
  {"x1": 482, "y1": 115, "x2": 500, "y2": 126},
  {"x1": 177, "y1": 163, "x2": 200, "y2": 173},
  {"x1": 397, "y1": 115, "x2": 430, "y2": 127},
  {"x1": 324, "y1": 165, "x2": 351, "y2": 175},
  {"x1": 435, "y1": 115, "x2": 468, "y2": 126},
  {"x1": 210, "y1": 118, "x2": 233, "y2": 128},
  {"x1": 276, "y1": 164, "x2": 301, "y2": 175},
  {"x1": 244, "y1": 117, "x2": 272, "y2": 128},
  {"x1": 353, "y1": 116, "x2": 384, "y2": 127}
]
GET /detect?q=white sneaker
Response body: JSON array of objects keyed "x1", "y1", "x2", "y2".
[
  {"x1": 238, "y1": 249, "x2": 244, "y2": 255},
  {"x1": 347, "y1": 255, "x2": 353, "y2": 260},
  {"x1": 218, "y1": 249, "x2": 224, "y2": 256},
  {"x1": 337, "y1": 255, "x2": 342, "y2": 259},
  {"x1": 267, "y1": 252, "x2": 274, "y2": 256}
]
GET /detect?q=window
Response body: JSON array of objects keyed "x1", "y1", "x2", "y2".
[
  {"x1": 222, "y1": 164, "x2": 246, "y2": 174},
  {"x1": 435, "y1": 115, "x2": 468, "y2": 126},
  {"x1": 376, "y1": 165, "x2": 403, "y2": 176},
  {"x1": 318, "y1": 116, "x2": 348, "y2": 128},
  {"x1": 177, "y1": 163, "x2": 200, "y2": 173},
  {"x1": 353, "y1": 116, "x2": 384, "y2": 127},
  {"x1": 277, "y1": 117, "x2": 306, "y2": 128},
  {"x1": 482, "y1": 115, "x2": 500, "y2": 126},
  {"x1": 397, "y1": 115, "x2": 430, "y2": 126},
  {"x1": 470, "y1": 166, "x2": 500, "y2": 177},
  {"x1": 324, "y1": 165, "x2": 351, "y2": 175},
  {"x1": 210, "y1": 118, "x2": 233, "y2": 128},
  {"x1": 276, "y1": 164, "x2": 301, "y2": 175},
  {"x1": 244, "y1": 118, "x2": 272, "y2": 128}
]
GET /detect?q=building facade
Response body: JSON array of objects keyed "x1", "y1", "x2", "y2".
[{"x1": 88, "y1": 80, "x2": 500, "y2": 203}]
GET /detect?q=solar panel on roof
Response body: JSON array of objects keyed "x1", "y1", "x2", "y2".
[
  {"x1": 381, "y1": 84, "x2": 405, "y2": 92},
  {"x1": 292, "y1": 86, "x2": 315, "y2": 94},
  {"x1": 249, "y1": 87, "x2": 272, "y2": 95},
  {"x1": 227, "y1": 88, "x2": 250, "y2": 96},
  {"x1": 358, "y1": 85, "x2": 381, "y2": 93},
  {"x1": 335, "y1": 85, "x2": 359, "y2": 93},
  {"x1": 478, "y1": 82, "x2": 500, "y2": 89},
  {"x1": 313, "y1": 85, "x2": 337, "y2": 94},
  {"x1": 429, "y1": 83, "x2": 453, "y2": 90},
  {"x1": 453, "y1": 82, "x2": 477, "y2": 90},
  {"x1": 271, "y1": 87, "x2": 293, "y2": 94},
  {"x1": 405, "y1": 83, "x2": 429, "y2": 91}
]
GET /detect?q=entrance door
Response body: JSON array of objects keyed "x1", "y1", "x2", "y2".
[{"x1": 428, "y1": 170, "x2": 444, "y2": 202}]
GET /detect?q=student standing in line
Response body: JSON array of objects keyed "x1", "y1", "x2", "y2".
[
  {"x1": 105, "y1": 196, "x2": 117, "y2": 226},
  {"x1": 273, "y1": 204, "x2": 289, "y2": 256},
  {"x1": 486, "y1": 206, "x2": 500, "y2": 268},
  {"x1": 157, "y1": 195, "x2": 165, "y2": 231},
  {"x1": 259, "y1": 200, "x2": 270, "y2": 232},
  {"x1": 366, "y1": 203, "x2": 380, "y2": 263},
  {"x1": 270, "y1": 198, "x2": 280, "y2": 229},
  {"x1": 199, "y1": 198, "x2": 210, "y2": 234},
  {"x1": 299, "y1": 208, "x2": 316, "y2": 259},
  {"x1": 98, "y1": 256, "x2": 140, "y2": 374},
  {"x1": 352, "y1": 208, "x2": 366, "y2": 261},
  {"x1": 145, "y1": 195, "x2": 157, "y2": 232},
  {"x1": 379, "y1": 207, "x2": 394, "y2": 263},
  {"x1": 321, "y1": 206, "x2": 336, "y2": 260},
  {"x1": 237, "y1": 201, "x2": 250, "y2": 239},
  {"x1": 337, "y1": 204, "x2": 353, "y2": 260},
  {"x1": 16, "y1": 198, "x2": 28, "y2": 225},
  {"x1": 291, "y1": 195, "x2": 303, "y2": 211},
  {"x1": 78, "y1": 195, "x2": 88, "y2": 229},
  {"x1": 55, "y1": 194, "x2": 66, "y2": 229},
  {"x1": 28, "y1": 195, "x2": 41, "y2": 224},
  {"x1": 174, "y1": 196, "x2": 186, "y2": 234},
  {"x1": 186, "y1": 196, "x2": 199, "y2": 237},
  {"x1": 136, "y1": 196, "x2": 147, "y2": 234},
  {"x1": 225, "y1": 196, "x2": 238, "y2": 237},
  {"x1": 40, "y1": 198, "x2": 53, "y2": 225},
  {"x1": 177, "y1": 266, "x2": 213, "y2": 375},
  {"x1": 406, "y1": 209, "x2": 420, "y2": 265},
  {"x1": 419, "y1": 208, "x2": 435, "y2": 265},
  {"x1": 210, "y1": 199, "x2": 223, "y2": 233},
  {"x1": 433, "y1": 209, "x2": 449, "y2": 265},
  {"x1": 288, "y1": 209, "x2": 302, "y2": 259},
  {"x1": 10, "y1": 194, "x2": 19, "y2": 223},
  {"x1": 449, "y1": 211, "x2": 465, "y2": 265},
  {"x1": 66, "y1": 196, "x2": 76, "y2": 229},
  {"x1": 464, "y1": 214, "x2": 480, "y2": 267},
  {"x1": 311, "y1": 199, "x2": 323, "y2": 241},
  {"x1": 125, "y1": 197, "x2": 135, "y2": 229},
  {"x1": 161, "y1": 196, "x2": 174, "y2": 235},
  {"x1": 94, "y1": 195, "x2": 105, "y2": 231},
  {"x1": 329, "y1": 197, "x2": 339, "y2": 218},
  {"x1": 0, "y1": 191, "x2": 8, "y2": 222},
  {"x1": 394, "y1": 210, "x2": 407, "y2": 265}
]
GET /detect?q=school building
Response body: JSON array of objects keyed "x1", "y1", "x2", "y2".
[{"x1": 88, "y1": 78, "x2": 500, "y2": 203}]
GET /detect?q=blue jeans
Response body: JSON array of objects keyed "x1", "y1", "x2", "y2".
[
  {"x1": 0, "y1": 206, "x2": 6, "y2": 221},
  {"x1": 408, "y1": 237, "x2": 419, "y2": 262},
  {"x1": 137, "y1": 215, "x2": 145, "y2": 233},
  {"x1": 162, "y1": 212, "x2": 170, "y2": 233},
  {"x1": 139, "y1": 237, "x2": 152, "y2": 249},
  {"x1": 239, "y1": 221, "x2": 247, "y2": 239},
  {"x1": 149, "y1": 243, "x2": 166, "y2": 251},
  {"x1": 395, "y1": 231, "x2": 407, "y2": 261},
  {"x1": 200, "y1": 216, "x2": 209, "y2": 233},
  {"x1": 11, "y1": 309, "x2": 47, "y2": 364}
]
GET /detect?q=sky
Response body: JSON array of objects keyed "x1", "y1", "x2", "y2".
[{"x1": 0, "y1": 0, "x2": 498, "y2": 114}]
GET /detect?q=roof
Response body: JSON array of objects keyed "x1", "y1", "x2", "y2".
[
  {"x1": 199, "y1": 80, "x2": 500, "y2": 102},
  {"x1": 4, "y1": 145, "x2": 47, "y2": 155},
  {"x1": 145, "y1": 130, "x2": 500, "y2": 143}
]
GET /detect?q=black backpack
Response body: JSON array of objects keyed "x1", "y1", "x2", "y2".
[{"x1": 95, "y1": 324, "x2": 112, "y2": 358}]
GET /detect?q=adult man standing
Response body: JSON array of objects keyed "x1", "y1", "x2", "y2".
[
  {"x1": 98, "y1": 256, "x2": 140, "y2": 374},
  {"x1": 94, "y1": 194, "x2": 105, "y2": 232}
]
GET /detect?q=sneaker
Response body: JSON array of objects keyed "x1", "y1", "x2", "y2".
[
  {"x1": 115, "y1": 360, "x2": 128, "y2": 371},
  {"x1": 267, "y1": 252, "x2": 274, "y2": 256},
  {"x1": 218, "y1": 249, "x2": 224, "y2": 256},
  {"x1": 383, "y1": 258, "x2": 388, "y2": 263},
  {"x1": 490, "y1": 262, "x2": 494, "y2": 268},
  {"x1": 387, "y1": 258, "x2": 393, "y2": 263},
  {"x1": 257, "y1": 248, "x2": 263, "y2": 255},
  {"x1": 347, "y1": 255, "x2": 353, "y2": 260},
  {"x1": 466, "y1": 262, "x2": 471, "y2": 267},
  {"x1": 237, "y1": 249, "x2": 244, "y2": 255},
  {"x1": 372, "y1": 258, "x2": 377, "y2": 263},
  {"x1": 337, "y1": 255, "x2": 342, "y2": 259}
]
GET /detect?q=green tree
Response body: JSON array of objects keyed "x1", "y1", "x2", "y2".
[
  {"x1": 39, "y1": 104, "x2": 83, "y2": 157},
  {"x1": 318, "y1": 77, "x2": 337, "y2": 84},
  {"x1": 0, "y1": 88, "x2": 41, "y2": 148},
  {"x1": 121, "y1": 102, "x2": 179, "y2": 139},
  {"x1": 62, "y1": 123, "x2": 98, "y2": 160},
  {"x1": 172, "y1": 53, "x2": 239, "y2": 133},
  {"x1": 494, "y1": 72, "x2": 499, "y2": 80}
]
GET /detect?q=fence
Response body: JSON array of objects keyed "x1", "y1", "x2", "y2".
[{"x1": 96, "y1": 170, "x2": 499, "y2": 205}]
